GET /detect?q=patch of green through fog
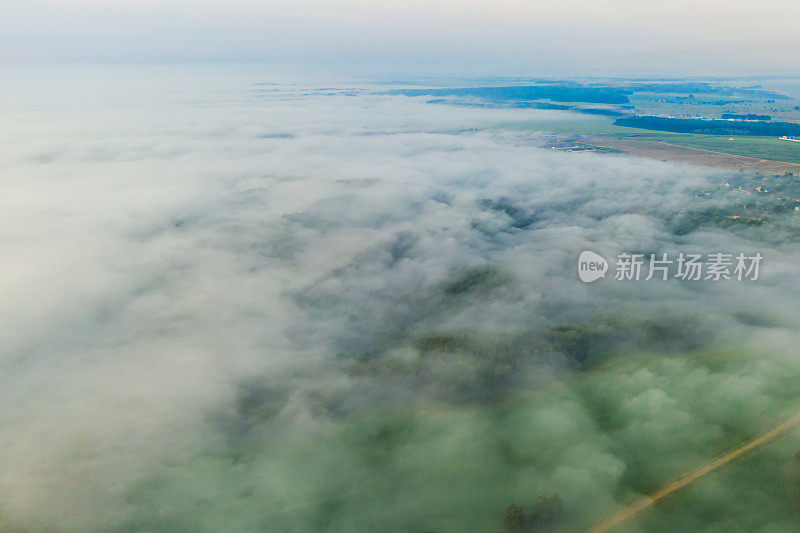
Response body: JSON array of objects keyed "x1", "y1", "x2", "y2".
[{"x1": 116, "y1": 343, "x2": 800, "y2": 532}]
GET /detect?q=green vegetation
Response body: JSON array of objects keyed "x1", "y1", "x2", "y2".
[
  {"x1": 210, "y1": 344, "x2": 800, "y2": 532},
  {"x1": 441, "y1": 265, "x2": 510, "y2": 296},
  {"x1": 528, "y1": 495, "x2": 564, "y2": 529},
  {"x1": 504, "y1": 503, "x2": 526, "y2": 530},
  {"x1": 496, "y1": 117, "x2": 800, "y2": 165},
  {"x1": 503, "y1": 495, "x2": 564, "y2": 531},
  {"x1": 494, "y1": 116, "x2": 643, "y2": 136},
  {"x1": 615, "y1": 116, "x2": 800, "y2": 136},
  {"x1": 660, "y1": 171, "x2": 800, "y2": 240},
  {"x1": 417, "y1": 78, "x2": 800, "y2": 167},
  {"x1": 389, "y1": 85, "x2": 631, "y2": 104},
  {"x1": 631, "y1": 437, "x2": 800, "y2": 532},
  {"x1": 618, "y1": 133, "x2": 800, "y2": 164},
  {"x1": 721, "y1": 113, "x2": 771, "y2": 121}
]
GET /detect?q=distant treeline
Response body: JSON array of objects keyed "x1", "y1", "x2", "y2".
[
  {"x1": 622, "y1": 82, "x2": 789, "y2": 100},
  {"x1": 425, "y1": 98, "x2": 625, "y2": 117},
  {"x1": 503, "y1": 102, "x2": 624, "y2": 116},
  {"x1": 389, "y1": 85, "x2": 630, "y2": 104},
  {"x1": 615, "y1": 116, "x2": 800, "y2": 136},
  {"x1": 721, "y1": 113, "x2": 771, "y2": 121},
  {"x1": 388, "y1": 82, "x2": 791, "y2": 106}
]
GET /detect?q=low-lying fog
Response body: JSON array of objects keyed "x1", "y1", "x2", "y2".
[{"x1": 2, "y1": 67, "x2": 800, "y2": 532}]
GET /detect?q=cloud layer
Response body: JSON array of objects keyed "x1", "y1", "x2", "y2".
[{"x1": 2, "y1": 69, "x2": 800, "y2": 531}]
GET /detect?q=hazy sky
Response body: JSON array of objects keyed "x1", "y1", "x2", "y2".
[{"x1": 3, "y1": 0, "x2": 799, "y2": 75}]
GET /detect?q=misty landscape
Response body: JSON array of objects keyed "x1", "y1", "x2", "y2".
[{"x1": 2, "y1": 67, "x2": 800, "y2": 532}]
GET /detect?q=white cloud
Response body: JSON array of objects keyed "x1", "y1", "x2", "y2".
[{"x1": 2, "y1": 71, "x2": 800, "y2": 530}]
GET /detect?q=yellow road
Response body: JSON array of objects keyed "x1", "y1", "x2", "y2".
[{"x1": 587, "y1": 410, "x2": 800, "y2": 533}]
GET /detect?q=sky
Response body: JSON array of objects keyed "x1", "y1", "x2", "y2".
[{"x1": 3, "y1": 0, "x2": 800, "y2": 75}]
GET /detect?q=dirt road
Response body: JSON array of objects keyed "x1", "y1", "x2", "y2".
[{"x1": 587, "y1": 411, "x2": 800, "y2": 533}]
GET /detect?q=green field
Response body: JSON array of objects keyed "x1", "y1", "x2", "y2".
[
  {"x1": 236, "y1": 343, "x2": 800, "y2": 532},
  {"x1": 613, "y1": 132, "x2": 800, "y2": 165},
  {"x1": 497, "y1": 115, "x2": 800, "y2": 164}
]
